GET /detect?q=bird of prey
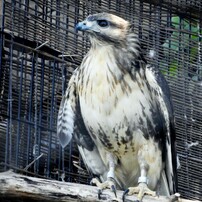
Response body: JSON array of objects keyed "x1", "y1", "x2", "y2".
[{"x1": 57, "y1": 13, "x2": 178, "y2": 201}]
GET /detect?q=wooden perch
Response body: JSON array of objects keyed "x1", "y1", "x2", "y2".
[{"x1": 0, "y1": 170, "x2": 199, "y2": 202}]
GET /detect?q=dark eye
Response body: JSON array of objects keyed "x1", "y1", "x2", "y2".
[{"x1": 97, "y1": 20, "x2": 109, "y2": 27}]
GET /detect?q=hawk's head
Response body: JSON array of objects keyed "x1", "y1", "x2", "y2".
[{"x1": 76, "y1": 13, "x2": 130, "y2": 45}]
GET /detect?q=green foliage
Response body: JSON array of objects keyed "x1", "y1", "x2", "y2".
[{"x1": 162, "y1": 16, "x2": 201, "y2": 80}]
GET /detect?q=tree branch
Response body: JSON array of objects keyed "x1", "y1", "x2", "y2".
[{"x1": 0, "y1": 170, "x2": 199, "y2": 202}]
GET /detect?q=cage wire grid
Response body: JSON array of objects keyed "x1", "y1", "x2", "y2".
[{"x1": 0, "y1": 0, "x2": 201, "y2": 200}]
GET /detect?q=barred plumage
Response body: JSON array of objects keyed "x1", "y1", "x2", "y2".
[{"x1": 57, "y1": 13, "x2": 177, "y2": 200}]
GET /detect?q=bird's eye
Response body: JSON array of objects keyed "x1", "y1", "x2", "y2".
[{"x1": 97, "y1": 20, "x2": 109, "y2": 27}]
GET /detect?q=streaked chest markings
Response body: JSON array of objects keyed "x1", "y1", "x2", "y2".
[{"x1": 77, "y1": 47, "x2": 165, "y2": 154}]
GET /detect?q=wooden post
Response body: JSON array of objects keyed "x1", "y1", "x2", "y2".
[{"x1": 0, "y1": 170, "x2": 200, "y2": 202}]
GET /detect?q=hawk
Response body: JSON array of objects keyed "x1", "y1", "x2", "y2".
[{"x1": 57, "y1": 13, "x2": 178, "y2": 201}]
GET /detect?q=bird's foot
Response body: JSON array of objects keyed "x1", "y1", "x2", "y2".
[
  {"x1": 123, "y1": 182, "x2": 156, "y2": 202},
  {"x1": 91, "y1": 177, "x2": 117, "y2": 198}
]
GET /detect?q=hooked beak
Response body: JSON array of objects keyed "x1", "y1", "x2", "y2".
[{"x1": 75, "y1": 20, "x2": 90, "y2": 31}]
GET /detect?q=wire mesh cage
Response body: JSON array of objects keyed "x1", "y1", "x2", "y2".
[{"x1": 0, "y1": 0, "x2": 201, "y2": 200}]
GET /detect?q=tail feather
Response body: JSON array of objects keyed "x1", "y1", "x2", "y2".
[
  {"x1": 159, "y1": 170, "x2": 170, "y2": 196},
  {"x1": 57, "y1": 96, "x2": 74, "y2": 148}
]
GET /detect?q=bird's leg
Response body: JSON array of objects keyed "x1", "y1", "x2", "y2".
[
  {"x1": 91, "y1": 153, "x2": 117, "y2": 197},
  {"x1": 123, "y1": 163, "x2": 156, "y2": 202}
]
